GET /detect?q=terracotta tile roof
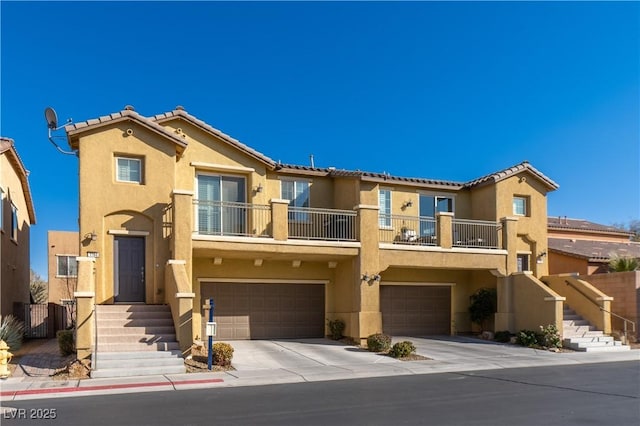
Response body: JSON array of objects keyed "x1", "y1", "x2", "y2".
[
  {"x1": 0, "y1": 137, "x2": 36, "y2": 224},
  {"x1": 464, "y1": 161, "x2": 559, "y2": 191},
  {"x1": 65, "y1": 107, "x2": 188, "y2": 153},
  {"x1": 548, "y1": 238, "x2": 640, "y2": 262},
  {"x1": 152, "y1": 108, "x2": 277, "y2": 168},
  {"x1": 548, "y1": 217, "x2": 633, "y2": 236}
]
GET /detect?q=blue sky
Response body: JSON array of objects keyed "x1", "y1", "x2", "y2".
[{"x1": 1, "y1": 1, "x2": 638, "y2": 279}]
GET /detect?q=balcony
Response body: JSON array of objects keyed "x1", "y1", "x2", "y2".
[
  {"x1": 193, "y1": 200, "x2": 357, "y2": 242},
  {"x1": 379, "y1": 214, "x2": 501, "y2": 250}
]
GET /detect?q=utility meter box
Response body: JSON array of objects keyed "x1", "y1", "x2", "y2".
[{"x1": 206, "y1": 322, "x2": 217, "y2": 337}]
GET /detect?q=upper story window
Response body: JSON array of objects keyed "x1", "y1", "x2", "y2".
[
  {"x1": 56, "y1": 255, "x2": 78, "y2": 277},
  {"x1": 196, "y1": 173, "x2": 246, "y2": 235},
  {"x1": 513, "y1": 196, "x2": 528, "y2": 216},
  {"x1": 10, "y1": 202, "x2": 18, "y2": 241},
  {"x1": 116, "y1": 157, "x2": 142, "y2": 184},
  {"x1": 419, "y1": 194, "x2": 454, "y2": 217},
  {"x1": 281, "y1": 180, "x2": 310, "y2": 222},
  {"x1": 379, "y1": 189, "x2": 391, "y2": 227}
]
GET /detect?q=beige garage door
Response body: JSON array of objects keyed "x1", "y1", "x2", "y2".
[
  {"x1": 381, "y1": 285, "x2": 451, "y2": 336},
  {"x1": 201, "y1": 283, "x2": 325, "y2": 340}
]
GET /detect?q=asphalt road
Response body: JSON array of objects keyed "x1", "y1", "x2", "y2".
[{"x1": 2, "y1": 361, "x2": 639, "y2": 426}]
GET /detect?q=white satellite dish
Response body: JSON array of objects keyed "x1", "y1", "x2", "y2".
[{"x1": 43, "y1": 106, "x2": 75, "y2": 156}]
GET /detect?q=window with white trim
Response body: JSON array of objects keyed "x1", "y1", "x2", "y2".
[
  {"x1": 281, "y1": 180, "x2": 310, "y2": 222},
  {"x1": 378, "y1": 189, "x2": 391, "y2": 227},
  {"x1": 115, "y1": 157, "x2": 142, "y2": 183},
  {"x1": 56, "y1": 255, "x2": 78, "y2": 277},
  {"x1": 517, "y1": 254, "x2": 530, "y2": 272},
  {"x1": 513, "y1": 196, "x2": 527, "y2": 216},
  {"x1": 10, "y1": 203, "x2": 18, "y2": 241}
]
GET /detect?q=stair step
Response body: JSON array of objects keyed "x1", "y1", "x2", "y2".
[
  {"x1": 97, "y1": 350, "x2": 183, "y2": 360},
  {"x1": 97, "y1": 334, "x2": 176, "y2": 344},
  {"x1": 563, "y1": 314, "x2": 581, "y2": 320},
  {"x1": 562, "y1": 320, "x2": 590, "y2": 326},
  {"x1": 97, "y1": 342, "x2": 180, "y2": 352},
  {"x1": 98, "y1": 312, "x2": 173, "y2": 320},
  {"x1": 98, "y1": 318, "x2": 174, "y2": 327},
  {"x1": 96, "y1": 304, "x2": 171, "y2": 313},
  {"x1": 563, "y1": 325, "x2": 597, "y2": 333},
  {"x1": 565, "y1": 340, "x2": 624, "y2": 349},
  {"x1": 569, "y1": 345, "x2": 631, "y2": 353},
  {"x1": 97, "y1": 326, "x2": 177, "y2": 335},
  {"x1": 564, "y1": 336, "x2": 614, "y2": 344},
  {"x1": 91, "y1": 364, "x2": 185, "y2": 379}
]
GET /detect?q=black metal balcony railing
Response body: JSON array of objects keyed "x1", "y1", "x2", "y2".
[
  {"x1": 194, "y1": 200, "x2": 271, "y2": 237},
  {"x1": 288, "y1": 207, "x2": 357, "y2": 241}
]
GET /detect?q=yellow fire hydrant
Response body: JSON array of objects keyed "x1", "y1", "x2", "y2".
[{"x1": 0, "y1": 340, "x2": 13, "y2": 379}]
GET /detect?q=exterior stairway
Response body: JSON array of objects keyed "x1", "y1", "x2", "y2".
[
  {"x1": 91, "y1": 304, "x2": 185, "y2": 378},
  {"x1": 562, "y1": 306, "x2": 630, "y2": 352}
]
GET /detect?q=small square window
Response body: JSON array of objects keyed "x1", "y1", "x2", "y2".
[
  {"x1": 513, "y1": 196, "x2": 527, "y2": 216},
  {"x1": 116, "y1": 157, "x2": 142, "y2": 183}
]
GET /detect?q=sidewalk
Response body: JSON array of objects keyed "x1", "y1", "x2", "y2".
[{"x1": 1, "y1": 337, "x2": 638, "y2": 401}]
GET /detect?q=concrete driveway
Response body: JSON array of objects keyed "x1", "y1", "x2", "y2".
[{"x1": 226, "y1": 335, "x2": 639, "y2": 375}]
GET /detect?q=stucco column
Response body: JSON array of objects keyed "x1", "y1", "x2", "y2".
[
  {"x1": 172, "y1": 190, "x2": 193, "y2": 283},
  {"x1": 494, "y1": 275, "x2": 515, "y2": 332},
  {"x1": 501, "y1": 216, "x2": 519, "y2": 275},
  {"x1": 354, "y1": 204, "x2": 382, "y2": 342},
  {"x1": 270, "y1": 199, "x2": 290, "y2": 241},
  {"x1": 437, "y1": 212, "x2": 454, "y2": 248},
  {"x1": 74, "y1": 257, "x2": 96, "y2": 360}
]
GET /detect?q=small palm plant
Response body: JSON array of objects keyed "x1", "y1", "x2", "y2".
[
  {"x1": 0, "y1": 315, "x2": 26, "y2": 351},
  {"x1": 609, "y1": 253, "x2": 639, "y2": 272}
]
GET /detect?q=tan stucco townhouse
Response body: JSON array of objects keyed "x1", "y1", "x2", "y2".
[{"x1": 63, "y1": 106, "x2": 622, "y2": 367}]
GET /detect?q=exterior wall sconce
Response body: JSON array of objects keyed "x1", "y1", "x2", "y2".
[
  {"x1": 402, "y1": 200, "x2": 413, "y2": 209},
  {"x1": 255, "y1": 183, "x2": 263, "y2": 193},
  {"x1": 84, "y1": 231, "x2": 97, "y2": 242},
  {"x1": 361, "y1": 273, "x2": 381, "y2": 283}
]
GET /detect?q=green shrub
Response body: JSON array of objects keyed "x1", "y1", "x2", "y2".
[
  {"x1": 389, "y1": 341, "x2": 416, "y2": 358},
  {"x1": 212, "y1": 342, "x2": 234, "y2": 366},
  {"x1": 327, "y1": 319, "x2": 346, "y2": 340},
  {"x1": 366, "y1": 333, "x2": 391, "y2": 352},
  {"x1": 494, "y1": 330, "x2": 512, "y2": 343},
  {"x1": 539, "y1": 324, "x2": 562, "y2": 348},
  {"x1": 515, "y1": 330, "x2": 538, "y2": 347},
  {"x1": 56, "y1": 330, "x2": 74, "y2": 356},
  {"x1": 468, "y1": 288, "x2": 497, "y2": 331},
  {"x1": 0, "y1": 315, "x2": 25, "y2": 351}
]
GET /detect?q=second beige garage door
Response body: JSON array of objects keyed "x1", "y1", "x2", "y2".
[
  {"x1": 201, "y1": 283, "x2": 325, "y2": 340},
  {"x1": 381, "y1": 285, "x2": 451, "y2": 336}
]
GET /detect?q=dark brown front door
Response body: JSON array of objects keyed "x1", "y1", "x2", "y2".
[{"x1": 114, "y1": 236, "x2": 145, "y2": 302}]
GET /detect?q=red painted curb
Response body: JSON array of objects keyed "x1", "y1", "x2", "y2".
[{"x1": 0, "y1": 378, "x2": 224, "y2": 397}]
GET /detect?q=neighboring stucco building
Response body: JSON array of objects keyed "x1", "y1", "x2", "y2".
[
  {"x1": 548, "y1": 217, "x2": 640, "y2": 275},
  {"x1": 547, "y1": 217, "x2": 639, "y2": 339},
  {"x1": 47, "y1": 231, "x2": 80, "y2": 305},
  {"x1": 0, "y1": 137, "x2": 36, "y2": 317},
  {"x1": 68, "y1": 106, "x2": 626, "y2": 362}
]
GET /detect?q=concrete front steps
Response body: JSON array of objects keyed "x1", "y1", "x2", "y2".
[
  {"x1": 92, "y1": 304, "x2": 185, "y2": 378},
  {"x1": 562, "y1": 306, "x2": 630, "y2": 352}
]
